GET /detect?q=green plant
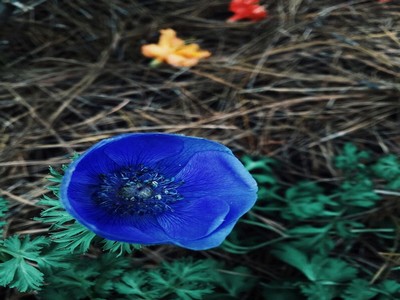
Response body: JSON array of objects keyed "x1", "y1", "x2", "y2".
[
  {"x1": 1, "y1": 143, "x2": 399, "y2": 299},
  {"x1": 233, "y1": 144, "x2": 400, "y2": 300}
]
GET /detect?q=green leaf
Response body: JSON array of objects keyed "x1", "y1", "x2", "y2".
[
  {"x1": 114, "y1": 270, "x2": 155, "y2": 300},
  {"x1": 92, "y1": 253, "x2": 131, "y2": 297},
  {"x1": 299, "y1": 282, "x2": 339, "y2": 300},
  {"x1": 0, "y1": 235, "x2": 48, "y2": 291},
  {"x1": 312, "y1": 256, "x2": 358, "y2": 282},
  {"x1": 342, "y1": 279, "x2": 377, "y2": 300},
  {"x1": 271, "y1": 244, "x2": 312, "y2": 279},
  {"x1": 0, "y1": 259, "x2": 18, "y2": 287},
  {"x1": 48, "y1": 166, "x2": 64, "y2": 183},
  {"x1": 372, "y1": 155, "x2": 400, "y2": 181},
  {"x1": 387, "y1": 177, "x2": 400, "y2": 190},
  {"x1": 376, "y1": 280, "x2": 400, "y2": 300},
  {"x1": 148, "y1": 258, "x2": 217, "y2": 300},
  {"x1": 339, "y1": 179, "x2": 380, "y2": 207},
  {"x1": 283, "y1": 182, "x2": 338, "y2": 220},
  {"x1": 241, "y1": 155, "x2": 277, "y2": 174},
  {"x1": 101, "y1": 239, "x2": 140, "y2": 256},
  {"x1": 35, "y1": 195, "x2": 75, "y2": 227},
  {"x1": 2, "y1": 235, "x2": 48, "y2": 260},
  {"x1": 114, "y1": 258, "x2": 218, "y2": 300},
  {"x1": 335, "y1": 143, "x2": 370, "y2": 172},
  {"x1": 50, "y1": 222, "x2": 97, "y2": 253},
  {"x1": 214, "y1": 266, "x2": 256, "y2": 297},
  {"x1": 272, "y1": 244, "x2": 357, "y2": 282},
  {"x1": 40, "y1": 264, "x2": 98, "y2": 300},
  {"x1": 372, "y1": 155, "x2": 400, "y2": 190},
  {"x1": 9, "y1": 258, "x2": 44, "y2": 292},
  {"x1": 36, "y1": 244, "x2": 71, "y2": 271},
  {"x1": 40, "y1": 253, "x2": 130, "y2": 300},
  {"x1": 334, "y1": 220, "x2": 365, "y2": 238},
  {"x1": 242, "y1": 156, "x2": 278, "y2": 187}
]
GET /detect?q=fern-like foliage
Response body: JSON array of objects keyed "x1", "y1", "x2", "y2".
[
  {"x1": 372, "y1": 155, "x2": 400, "y2": 190},
  {"x1": 0, "y1": 235, "x2": 69, "y2": 292},
  {"x1": 115, "y1": 258, "x2": 217, "y2": 300},
  {"x1": 114, "y1": 270, "x2": 160, "y2": 300},
  {"x1": 299, "y1": 282, "x2": 339, "y2": 300},
  {"x1": 39, "y1": 256, "x2": 227, "y2": 300},
  {"x1": 334, "y1": 143, "x2": 370, "y2": 173},
  {"x1": 40, "y1": 253, "x2": 131, "y2": 300},
  {"x1": 342, "y1": 279, "x2": 378, "y2": 300},
  {"x1": 282, "y1": 181, "x2": 339, "y2": 220},
  {"x1": 101, "y1": 239, "x2": 141, "y2": 256},
  {"x1": 0, "y1": 235, "x2": 48, "y2": 291},
  {"x1": 239, "y1": 144, "x2": 400, "y2": 300}
]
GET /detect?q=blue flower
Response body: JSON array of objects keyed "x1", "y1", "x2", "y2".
[{"x1": 60, "y1": 133, "x2": 257, "y2": 250}]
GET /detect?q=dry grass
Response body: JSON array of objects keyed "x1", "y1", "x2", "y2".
[{"x1": 0, "y1": 0, "x2": 399, "y2": 296}]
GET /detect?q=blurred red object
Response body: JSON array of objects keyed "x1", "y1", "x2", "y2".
[
  {"x1": 378, "y1": 0, "x2": 392, "y2": 3},
  {"x1": 228, "y1": 0, "x2": 268, "y2": 22}
]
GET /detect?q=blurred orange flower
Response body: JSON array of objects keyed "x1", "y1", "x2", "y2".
[
  {"x1": 141, "y1": 29, "x2": 211, "y2": 67},
  {"x1": 378, "y1": 0, "x2": 391, "y2": 2}
]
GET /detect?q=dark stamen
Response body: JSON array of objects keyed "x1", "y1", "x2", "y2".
[{"x1": 92, "y1": 165, "x2": 184, "y2": 216}]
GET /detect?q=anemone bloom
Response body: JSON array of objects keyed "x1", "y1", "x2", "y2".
[
  {"x1": 60, "y1": 133, "x2": 257, "y2": 250},
  {"x1": 141, "y1": 29, "x2": 211, "y2": 67},
  {"x1": 228, "y1": 0, "x2": 268, "y2": 22}
]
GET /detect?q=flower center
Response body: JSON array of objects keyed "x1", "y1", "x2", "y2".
[{"x1": 93, "y1": 165, "x2": 184, "y2": 216}]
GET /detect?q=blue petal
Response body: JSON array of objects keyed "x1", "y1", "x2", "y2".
[
  {"x1": 60, "y1": 180, "x2": 96, "y2": 211},
  {"x1": 156, "y1": 197, "x2": 230, "y2": 241},
  {"x1": 155, "y1": 135, "x2": 233, "y2": 177},
  {"x1": 176, "y1": 220, "x2": 237, "y2": 250},
  {"x1": 170, "y1": 151, "x2": 258, "y2": 249},
  {"x1": 175, "y1": 151, "x2": 258, "y2": 218},
  {"x1": 66, "y1": 141, "x2": 120, "y2": 185},
  {"x1": 101, "y1": 133, "x2": 185, "y2": 167},
  {"x1": 90, "y1": 216, "x2": 172, "y2": 245},
  {"x1": 60, "y1": 180, "x2": 115, "y2": 227}
]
